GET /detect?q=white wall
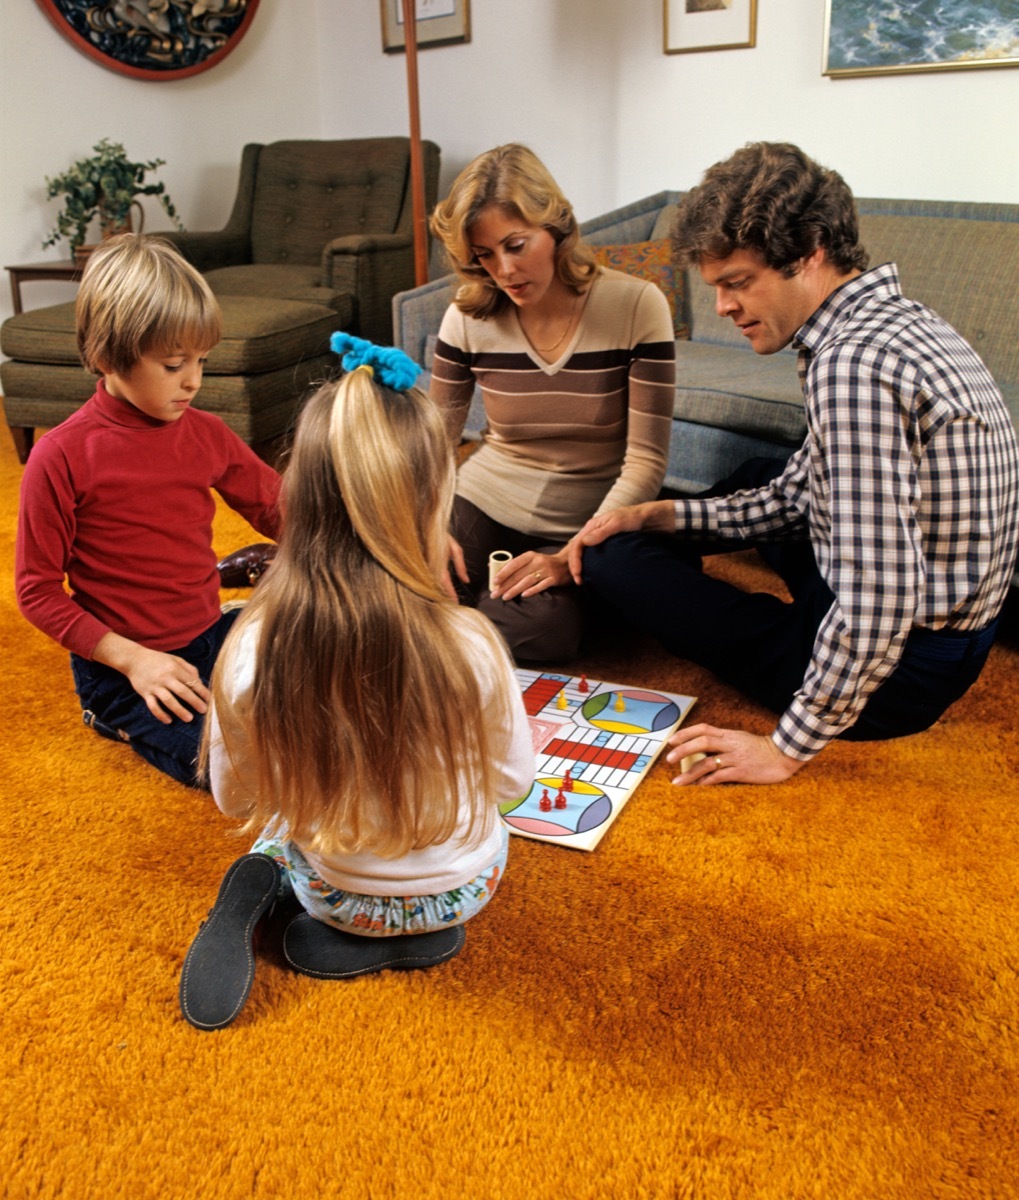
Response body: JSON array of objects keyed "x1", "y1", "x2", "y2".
[
  {"x1": 0, "y1": 0, "x2": 328, "y2": 321},
  {"x1": 2, "y1": 0, "x2": 1017, "y2": 329}
]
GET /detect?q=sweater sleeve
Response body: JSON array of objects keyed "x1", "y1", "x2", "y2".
[
  {"x1": 208, "y1": 623, "x2": 260, "y2": 819},
  {"x1": 15, "y1": 437, "x2": 111, "y2": 658},
  {"x1": 593, "y1": 279, "x2": 675, "y2": 514},
  {"x1": 210, "y1": 428, "x2": 282, "y2": 541},
  {"x1": 430, "y1": 304, "x2": 479, "y2": 446}
]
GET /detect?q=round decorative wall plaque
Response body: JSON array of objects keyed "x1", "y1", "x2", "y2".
[{"x1": 34, "y1": 0, "x2": 260, "y2": 81}]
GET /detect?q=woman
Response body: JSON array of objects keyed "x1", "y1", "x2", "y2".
[{"x1": 429, "y1": 144, "x2": 675, "y2": 662}]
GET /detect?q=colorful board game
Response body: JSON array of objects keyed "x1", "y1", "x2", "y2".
[{"x1": 501, "y1": 669, "x2": 697, "y2": 852}]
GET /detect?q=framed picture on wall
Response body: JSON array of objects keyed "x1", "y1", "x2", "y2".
[
  {"x1": 380, "y1": 0, "x2": 470, "y2": 54},
  {"x1": 823, "y1": 0, "x2": 1019, "y2": 77},
  {"x1": 33, "y1": 0, "x2": 260, "y2": 79},
  {"x1": 664, "y1": 0, "x2": 757, "y2": 55}
]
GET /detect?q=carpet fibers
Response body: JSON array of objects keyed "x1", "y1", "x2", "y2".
[{"x1": 2, "y1": 415, "x2": 1018, "y2": 1199}]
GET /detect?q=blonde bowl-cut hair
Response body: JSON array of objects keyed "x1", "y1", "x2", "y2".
[
  {"x1": 76, "y1": 233, "x2": 222, "y2": 376},
  {"x1": 205, "y1": 367, "x2": 512, "y2": 859},
  {"x1": 430, "y1": 143, "x2": 596, "y2": 321}
]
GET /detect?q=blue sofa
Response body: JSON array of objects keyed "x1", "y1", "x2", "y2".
[{"x1": 393, "y1": 192, "x2": 1019, "y2": 580}]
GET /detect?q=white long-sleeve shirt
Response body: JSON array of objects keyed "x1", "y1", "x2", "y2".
[{"x1": 210, "y1": 613, "x2": 535, "y2": 895}]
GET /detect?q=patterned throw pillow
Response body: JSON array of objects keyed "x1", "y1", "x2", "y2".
[{"x1": 591, "y1": 238, "x2": 689, "y2": 339}]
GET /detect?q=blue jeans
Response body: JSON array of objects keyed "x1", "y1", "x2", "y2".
[{"x1": 71, "y1": 608, "x2": 241, "y2": 788}]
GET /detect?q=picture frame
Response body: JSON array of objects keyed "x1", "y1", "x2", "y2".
[
  {"x1": 664, "y1": 0, "x2": 757, "y2": 56},
  {"x1": 380, "y1": 0, "x2": 470, "y2": 55},
  {"x1": 33, "y1": 0, "x2": 260, "y2": 80},
  {"x1": 823, "y1": 0, "x2": 1019, "y2": 78}
]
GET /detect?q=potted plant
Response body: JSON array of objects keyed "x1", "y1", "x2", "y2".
[{"x1": 43, "y1": 138, "x2": 184, "y2": 261}]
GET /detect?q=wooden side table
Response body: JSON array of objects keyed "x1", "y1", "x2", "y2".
[{"x1": 6, "y1": 260, "x2": 82, "y2": 315}]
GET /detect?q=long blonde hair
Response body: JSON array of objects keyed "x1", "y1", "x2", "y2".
[
  {"x1": 208, "y1": 368, "x2": 511, "y2": 857},
  {"x1": 430, "y1": 143, "x2": 596, "y2": 320}
]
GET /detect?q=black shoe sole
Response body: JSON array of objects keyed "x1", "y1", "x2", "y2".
[
  {"x1": 179, "y1": 853, "x2": 281, "y2": 1030},
  {"x1": 283, "y1": 914, "x2": 465, "y2": 980}
]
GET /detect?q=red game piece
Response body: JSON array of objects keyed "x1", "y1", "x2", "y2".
[
  {"x1": 539, "y1": 789, "x2": 552, "y2": 812},
  {"x1": 554, "y1": 788, "x2": 567, "y2": 810},
  {"x1": 563, "y1": 768, "x2": 573, "y2": 791},
  {"x1": 578, "y1": 673, "x2": 589, "y2": 693}
]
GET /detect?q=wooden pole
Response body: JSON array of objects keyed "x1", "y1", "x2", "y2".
[{"x1": 401, "y1": 0, "x2": 428, "y2": 286}]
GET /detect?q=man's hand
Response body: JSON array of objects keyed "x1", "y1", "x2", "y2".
[
  {"x1": 567, "y1": 500, "x2": 676, "y2": 583},
  {"x1": 91, "y1": 632, "x2": 210, "y2": 725},
  {"x1": 666, "y1": 723, "x2": 807, "y2": 785}
]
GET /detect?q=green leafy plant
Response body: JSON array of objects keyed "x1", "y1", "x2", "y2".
[{"x1": 43, "y1": 138, "x2": 184, "y2": 252}]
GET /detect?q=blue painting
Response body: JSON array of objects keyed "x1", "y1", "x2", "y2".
[{"x1": 824, "y1": 0, "x2": 1019, "y2": 76}]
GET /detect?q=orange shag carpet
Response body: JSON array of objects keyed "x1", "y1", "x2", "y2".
[{"x1": 2, "y1": 412, "x2": 1018, "y2": 1200}]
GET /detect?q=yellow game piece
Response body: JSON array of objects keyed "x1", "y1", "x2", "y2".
[
  {"x1": 556, "y1": 689, "x2": 568, "y2": 710},
  {"x1": 614, "y1": 692, "x2": 626, "y2": 712}
]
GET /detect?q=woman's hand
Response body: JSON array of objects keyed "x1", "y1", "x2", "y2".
[
  {"x1": 443, "y1": 534, "x2": 470, "y2": 599},
  {"x1": 491, "y1": 545, "x2": 575, "y2": 600}
]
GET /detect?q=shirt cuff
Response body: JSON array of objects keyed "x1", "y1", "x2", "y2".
[
  {"x1": 672, "y1": 497, "x2": 720, "y2": 533},
  {"x1": 772, "y1": 699, "x2": 839, "y2": 761}
]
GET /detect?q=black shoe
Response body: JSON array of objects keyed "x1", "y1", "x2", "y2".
[
  {"x1": 283, "y1": 913, "x2": 465, "y2": 980},
  {"x1": 216, "y1": 542, "x2": 277, "y2": 587},
  {"x1": 179, "y1": 853, "x2": 281, "y2": 1030}
]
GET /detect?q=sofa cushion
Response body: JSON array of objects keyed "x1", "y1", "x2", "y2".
[
  {"x1": 591, "y1": 239, "x2": 689, "y2": 337},
  {"x1": 859, "y1": 213, "x2": 1019, "y2": 388},
  {"x1": 674, "y1": 341, "x2": 805, "y2": 444}
]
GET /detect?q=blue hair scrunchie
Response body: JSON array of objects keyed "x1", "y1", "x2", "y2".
[{"x1": 330, "y1": 332, "x2": 423, "y2": 392}]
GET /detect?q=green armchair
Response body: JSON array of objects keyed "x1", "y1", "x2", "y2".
[
  {"x1": 164, "y1": 137, "x2": 440, "y2": 345},
  {"x1": 1, "y1": 137, "x2": 441, "y2": 461}
]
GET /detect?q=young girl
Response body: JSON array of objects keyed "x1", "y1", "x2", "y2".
[
  {"x1": 15, "y1": 234, "x2": 281, "y2": 787},
  {"x1": 179, "y1": 335, "x2": 535, "y2": 1031}
]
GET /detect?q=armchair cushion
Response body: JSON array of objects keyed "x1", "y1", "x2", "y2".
[
  {"x1": 249, "y1": 140, "x2": 415, "y2": 264},
  {"x1": 203, "y1": 264, "x2": 353, "y2": 319}
]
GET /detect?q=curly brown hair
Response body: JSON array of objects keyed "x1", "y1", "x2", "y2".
[{"x1": 672, "y1": 142, "x2": 869, "y2": 278}]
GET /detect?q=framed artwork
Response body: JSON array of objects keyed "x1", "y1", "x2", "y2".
[
  {"x1": 664, "y1": 0, "x2": 757, "y2": 55},
  {"x1": 823, "y1": 0, "x2": 1019, "y2": 77},
  {"x1": 33, "y1": 0, "x2": 260, "y2": 81},
  {"x1": 380, "y1": 0, "x2": 470, "y2": 54}
]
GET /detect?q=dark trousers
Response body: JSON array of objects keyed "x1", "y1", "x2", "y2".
[
  {"x1": 453, "y1": 496, "x2": 584, "y2": 663},
  {"x1": 71, "y1": 608, "x2": 242, "y2": 788},
  {"x1": 581, "y1": 460, "x2": 999, "y2": 742}
]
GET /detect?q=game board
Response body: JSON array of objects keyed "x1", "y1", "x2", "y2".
[{"x1": 500, "y1": 669, "x2": 697, "y2": 852}]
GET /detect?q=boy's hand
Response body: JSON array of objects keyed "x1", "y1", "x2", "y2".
[{"x1": 92, "y1": 632, "x2": 210, "y2": 724}]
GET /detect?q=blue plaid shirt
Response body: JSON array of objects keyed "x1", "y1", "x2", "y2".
[{"x1": 673, "y1": 263, "x2": 1019, "y2": 759}]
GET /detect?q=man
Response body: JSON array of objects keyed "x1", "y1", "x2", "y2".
[{"x1": 569, "y1": 142, "x2": 1018, "y2": 785}]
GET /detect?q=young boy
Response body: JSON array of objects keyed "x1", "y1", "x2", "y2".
[{"x1": 15, "y1": 234, "x2": 282, "y2": 788}]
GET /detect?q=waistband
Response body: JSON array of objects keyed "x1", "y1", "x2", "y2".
[{"x1": 906, "y1": 619, "x2": 999, "y2": 662}]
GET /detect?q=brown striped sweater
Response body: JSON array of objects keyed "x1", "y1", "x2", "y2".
[{"x1": 431, "y1": 268, "x2": 676, "y2": 540}]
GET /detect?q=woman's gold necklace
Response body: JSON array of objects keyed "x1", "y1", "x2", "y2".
[{"x1": 527, "y1": 293, "x2": 581, "y2": 354}]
